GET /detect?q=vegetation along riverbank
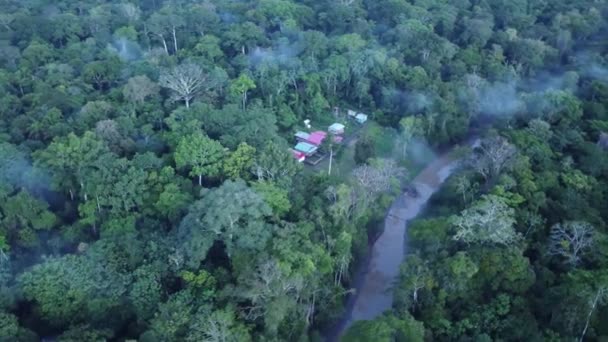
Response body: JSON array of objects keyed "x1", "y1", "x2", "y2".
[{"x1": 0, "y1": 0, "x2": 607, "y2": 341}]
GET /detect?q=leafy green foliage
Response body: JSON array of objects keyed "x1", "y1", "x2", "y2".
[
  {"x1": 175, "y1": 132, "x2": 226, "y2": 185},
  {"x1": 252, "y1": 180, "x2": 291, "y2": 217},
  {"x1": 1, "y1": 0, "x2": 607, "y2": 340},
  {"x1": 0, "y1": 190, "x2": 57, "y2": 247},
  {"x1": 177, "y1": 180, "x2": 272, "y2": 267},
  {"x1": 342, "y1": 313, "x2": 424, "y2": 342},
  {"x1": 354, "y1": 137, "x2": 375, "y2": 165},
  {"x1": 452, "y1": 194, "x2": 519, "y2": 246},
  {"x1": 18, "y1": 253, "x2": 129, "y2": 327},
  {"x1": 223, "y1": 142, "x2": 256, "y2": 180}
]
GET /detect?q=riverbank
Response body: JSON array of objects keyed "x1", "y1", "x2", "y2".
[{"x1": 327, "y1": 137, "x2": 478, "y2": 341}]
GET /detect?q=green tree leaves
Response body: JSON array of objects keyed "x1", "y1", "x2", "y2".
[
  {"x1": 342, "y1": 313, "x2": 424, "y2": 342},
  {"x1": 230, "y1": 74, "x2": 256, "y2": 110},
  {"x1": 252, "y1": 181, "x2": 291, "y2": 217},
  {"x1": 186, "y1": 308, "x2": 251, "y2": 342},
  {"x1": 452, "y1": 195, "x2": 519, "y2": 246},
  {"x1": 175, "y1": 132, "x2": 226, "y2": 186},
  {"x1": 34, "y1": 132, "x2": 111, "y2": 200},
  {"x1": 0, "y1": 190, "x2": 57, "y2": 248},
  {"x1": 18, "y1": 254, "x2": 129, "y2": 327},
  {"x1": 2, "y1": 0, "x2": 608, "y2": 340},
  {"x1": 224, "y1": 142, "x2": 256, "y2": 180},
  {"x1": 177, "y1": 180, "x2": 272, "y2": 267}
]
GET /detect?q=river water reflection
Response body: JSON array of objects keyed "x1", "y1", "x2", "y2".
[{"x1": 329, "y1": 145, "x2": 470, "y2": 341}]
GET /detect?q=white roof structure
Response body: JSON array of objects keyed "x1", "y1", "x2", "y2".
[
  {"x1": 355, "y1": 113, "x2": 368, "y2": 123},
  {"x1": 328, "y1": 123, "x2": 345, "y2": 134}
]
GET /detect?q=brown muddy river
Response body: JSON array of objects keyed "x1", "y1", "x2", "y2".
[{"x1": 330, "y1": 139, "x2": 479, "y2": 340}]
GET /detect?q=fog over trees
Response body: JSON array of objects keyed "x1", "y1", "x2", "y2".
[{"x1": 0, "y1": 0, "x2": 608, "y2": 341}]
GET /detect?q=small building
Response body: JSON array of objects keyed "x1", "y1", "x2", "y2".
[
  {"x1": 328, "y1": 123, "x2": 345, "y2": 135},
  {"x1": 308, "y1": 131, "x2": 328, "y2": 146},
  {"x1": 347, "y1": 109, "x2": 357, "y2": 118},
  {"x1": 296, "y1": 130, "x2": 331, "y2": 146},
  {"x1": 295, "y1": 131, "x2": 310, "y2": 143},
  {"x1": 354, "y1": 113, "x2": 368, "y2": 124},
  {"x1": 291, "y1": 149, "x2": 306, "y2": 162},
  {"x1": 294, "y1": 141, "x2": 319, "y2": 156}
]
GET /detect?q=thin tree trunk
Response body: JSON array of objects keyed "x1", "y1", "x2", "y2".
[
  {"x1": 81, "y1": 182, "x2": 88, "y2": 201},
  {"x1": 159, "y1": 35, "x2": 168, "y2": 55},
  {"x1": 580, "y1": 289, "x2": 603, "y2": 342},
  {"x1": 310, "y1": 293, "x2": 316, "y2": 325},
  {"x1": 0, "y1": 249, "x2": 8, "y2": 262},
  {"x1": 198, "y1": 174, "x2": 202, "y2": 186},
  {"x1": 172, "y1": 26, "x2": 178, "y2": 53},
  {"x1": 185, "y1": 97, "x2": 190, "y2": 108},
  {"x1": 328, "y1": 146, "x2": 333, "y2": 175},
  {"x1": 143, "y1": 24, "x2": 151, "y2": 51},
  {"x1": 69, "y1": 189, "x2": 74, "y2": 201}
]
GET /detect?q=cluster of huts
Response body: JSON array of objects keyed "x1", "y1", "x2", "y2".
[
  {"x1": 290, "y1": 124, "x2": 343, "y2": 163},
  {"x1": 347, "y1": 109, "x2": 368, "y2": 124},
  {"x1": 290, "y1": 110, "x2": 368, "y2": 163}
]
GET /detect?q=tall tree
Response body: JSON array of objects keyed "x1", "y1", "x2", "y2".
[
  {"x1": 469, "y1": 136, "x2": 517, "y2": 183},
  {"x1": 224, "y1": 142, "x2": 256, "y2": 180},
  {"x1": 398, "y1": 116, "x2": 424, "y2": 158},
  {"x1": 0, "y1": 190, "x2": 57, "y2": 248},
  {"x1": 548, "y1": 221, "x2": 596, "y2": 267},
  {"x1": 252, "y1": 141, "x2": 301, "y2": 188},
  {"x1": 230, "y1": 74, "x2": 256, "y2": 110},
  {"x1": 18, "y1": 252, "x2": 130, "y2": 327},
  {"x1": 34, "y1": 132, "x2": 112, "y2": 201},
  {"x1": 175, "y1": 133, "x2": 226, "y2": 185},
  {"x1": 159, "y1": 63, "x2": 207, "y2": 108},
  {"x1": 177, "y1": 180, "x2": 272, "y2": 267},
  {"x1": 123, "y1": 75, "x2": 159, "y2": 105},
  {"x1": 452, "y1": 194, "x2": 519, "y2": 245},
  {"x1": 147, "y1": 6, "x2": 185, "y2": 54}
]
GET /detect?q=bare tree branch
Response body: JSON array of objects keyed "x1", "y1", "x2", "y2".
[
  {"x1": 548, "y1": 221, "x2": 595, "y2": 267},
  {"x1": 159, "y1": 63, "x2": 207, "y2": 108},
  {"x1": 468, "y1": 136, "x2": 517, "y2": 182}
]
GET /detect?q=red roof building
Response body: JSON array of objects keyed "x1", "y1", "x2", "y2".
[{"x1": 291, "y1": 149, "x2": 306, "y2": 162}]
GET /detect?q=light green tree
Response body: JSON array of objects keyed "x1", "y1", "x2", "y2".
[
  {"x1": 175, "y1": 133, "x2": 226, "y2": 186},
  {"x1": 224, "y1": 142, "x2": 256, "y2": 180},
  {"x1": 1, "y1": 190, "x2": 57, "y2": 248},
  {"x1": 177, "y1": 180, "x2": 272, "y2": 266},
  {"x1": 452, "y1": 194, "x2": 519, "y2": 245},
  {"x1": 34, "y1": 132, "x2": 112, "y2": 201},
  {"x1": 342, "y1": 313, "x2": 424, "y2": 342},
  {"x1": 230, "y1": 74, "x2": 256, "y2": 110},
  {"x1": 398, "y1": 116, "x2": 424, "y2": 158},
  {"x1": 252, "y1": 181, "x2": 291, "y2": 217}
]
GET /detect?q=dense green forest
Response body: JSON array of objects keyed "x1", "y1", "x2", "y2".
[{"x1": 0, "y1": 0, "x2": 607, "y2": 341}]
